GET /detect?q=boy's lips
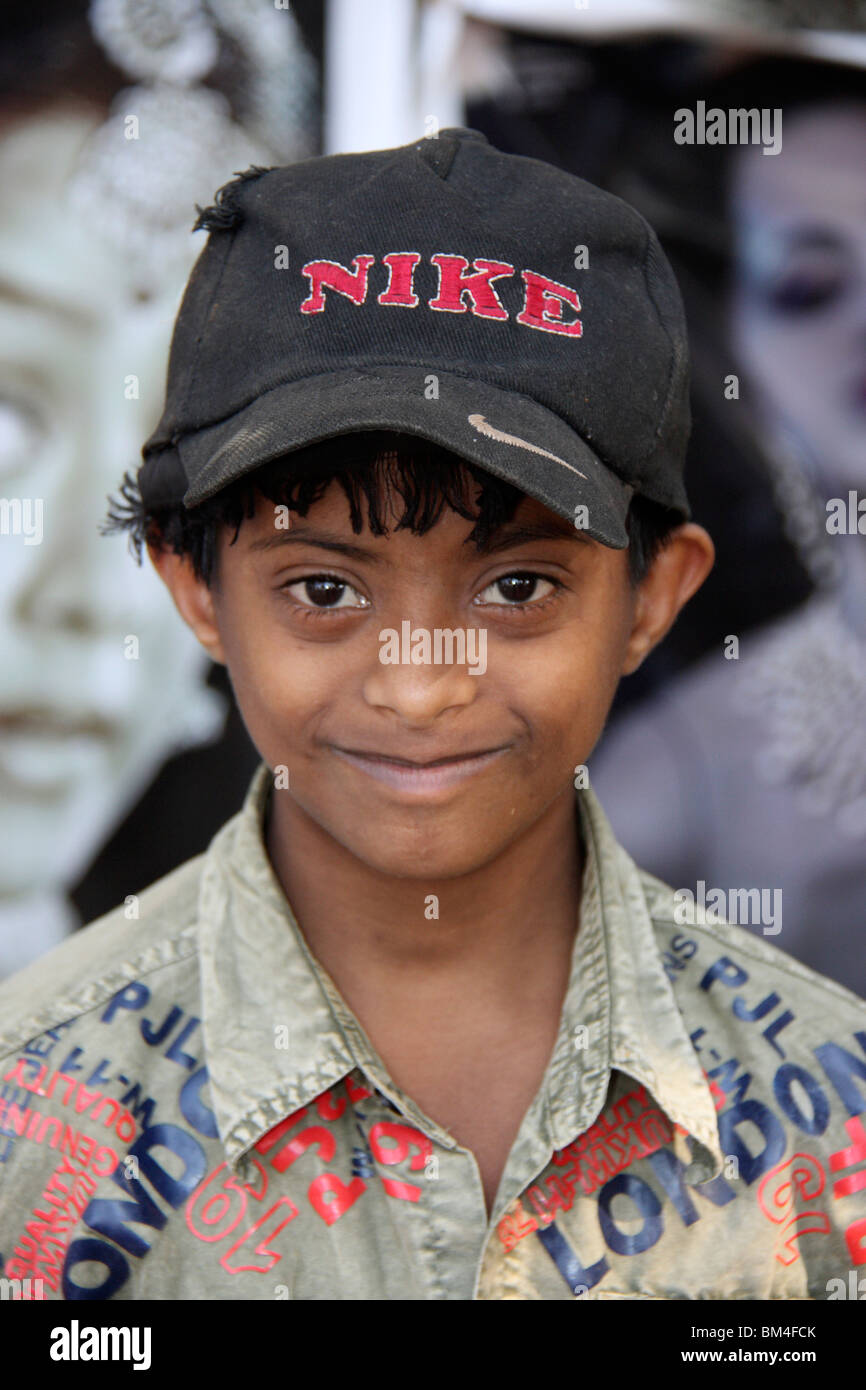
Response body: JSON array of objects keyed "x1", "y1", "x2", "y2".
[{"x1": 329, "y1": 743, "x2": 511, "y2": 795}]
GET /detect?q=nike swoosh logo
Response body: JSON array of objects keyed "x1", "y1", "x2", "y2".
[{"x1": 468, "y1": 413, "x2": 587, "y2": 479}]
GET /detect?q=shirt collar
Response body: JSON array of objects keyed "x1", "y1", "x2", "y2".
[
  {"x1": 198, "y1": 762, "x2": 724, "y2": 1183},
  {"x1": 546, "y1": 781, "x2": 725, "y2": 1184}
]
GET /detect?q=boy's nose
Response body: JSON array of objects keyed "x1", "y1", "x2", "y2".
[{"x1": 361, "y1": 648, "x2": 482, "y2": 728}]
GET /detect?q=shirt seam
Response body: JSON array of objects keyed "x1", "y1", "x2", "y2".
[
  {"x1": 0, "y1": 930, "x2": 200, "y2": 1065},
  {"x1": 649, "y1": 911, "x2": 866, "y2": 1010}
]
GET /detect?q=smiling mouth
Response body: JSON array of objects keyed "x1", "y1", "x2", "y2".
[
  {"x1": 330, "y1": 744, "x2": 511, "y2": 794},
  {"x1": 338, "y1": 746, "x2": 508, "y2": 767}
]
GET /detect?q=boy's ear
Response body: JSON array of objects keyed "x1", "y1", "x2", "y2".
[
  {"x1": 146, "y1": 540, "x2": 227, "y2": 666},
  {"x1": 621, "y1": 522, "x2": 715, "y2": 676}
]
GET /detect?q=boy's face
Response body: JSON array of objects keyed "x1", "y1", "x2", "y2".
[{"x1": 151, "y1": 475, "x2": 712, "y2": 880}]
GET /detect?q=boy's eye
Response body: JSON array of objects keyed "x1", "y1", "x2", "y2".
[
  {"x1": 476, "y1": 572, "x2": 556, "y2": 605},
  {"x1": 283, "y1": 575, "x2": 369, "y2": 609}
]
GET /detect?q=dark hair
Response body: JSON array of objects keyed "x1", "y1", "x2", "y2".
[{"x1": 102, "y1": 431, "x2": 681, "y2": 587}]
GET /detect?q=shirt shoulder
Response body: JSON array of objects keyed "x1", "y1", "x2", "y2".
[
  {"x1": 638, "y1": 862, "x2": 866, "y2": 1015},
  {"x1": 0, "y1": 850, "x2": 206, "y2": 1062},
  {"x1": 635, "y1": 858, "x2": 866, "y2": 1165}
]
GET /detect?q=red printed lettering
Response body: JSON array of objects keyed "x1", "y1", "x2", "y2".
[
  {"x1": 316, "y1": 1089, "x2": 347, "y2": 1123},
  {"x1": 829, "y1": 1116, "x2": 866, "y2": 1198},
  {"x1": 186, "y1": 1159, "x2": 269, "y2": 1244},
  {"x1": 308, "y1": 1173, "x2": 367, "y2": 1224},
  {"x1": 269, "y1": 1125, "x2": 336, "y2": 1174},
  {"x1": 220, "y1": 1198, "x2": 299, "y2": 1274}
]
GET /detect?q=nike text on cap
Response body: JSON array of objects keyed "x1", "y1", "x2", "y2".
[{"x1": 138, "y1": 127, "x2": 692, "y2": 548}]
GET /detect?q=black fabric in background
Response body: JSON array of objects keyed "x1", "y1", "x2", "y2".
[{"x1": 69, "y1": 663, "x2": 260, "y2": 927}]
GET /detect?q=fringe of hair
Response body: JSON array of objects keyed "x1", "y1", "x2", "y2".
[{"x1": 102, "y1": 432, "x2": 680, "y2": 586}]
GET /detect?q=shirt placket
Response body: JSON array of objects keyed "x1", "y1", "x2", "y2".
[{"x1": 313, "y1": 983, "x2": 494, "y2": 1299}]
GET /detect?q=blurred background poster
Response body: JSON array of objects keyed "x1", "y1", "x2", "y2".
[{"x1": 0, "y1": 1, "x2": 864, "y2": 996}]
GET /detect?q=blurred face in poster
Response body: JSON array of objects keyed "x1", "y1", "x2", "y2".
[
  {"x1": 730, "y1": 101, "x2": 866, "y2": 497},
  {"x1": 0, "y1": 107, "x2": 220, "y2": 900}
]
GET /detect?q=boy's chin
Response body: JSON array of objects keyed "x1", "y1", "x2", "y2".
[{"x1": 337, "y1": 818, "x2": 522, "y2": 882}]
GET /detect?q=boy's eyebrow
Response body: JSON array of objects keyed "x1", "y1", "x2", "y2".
[
  {"x1": 247, "y1": 530, "x2": 384, "y2": 563},
  {"x1": 478, "y1": 519, "x2": 592, "y2": 554},
  {"x1": 247, "y1": 517, "x2": 592, "y2": 561}
]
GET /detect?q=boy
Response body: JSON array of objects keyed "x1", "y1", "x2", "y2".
[{"x1": 0, "y1": 128, "x2": 863, "y2": 1301}]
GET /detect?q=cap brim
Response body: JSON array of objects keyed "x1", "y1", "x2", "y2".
[{"x1": 175, "y1": 365, "x2": 633, "y2": 548}]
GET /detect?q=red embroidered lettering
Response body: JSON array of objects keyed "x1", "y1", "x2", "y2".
[
  {"x1": 516, "y1": 269, "x2": 582, "y2": 336},
  {"x1": 428, "y1": 254, "x2": 513, "y2": 319},
  {"x1": 377, "y1": 252, "x2": 421, "y2": 307},
  {"x1": 300, "y1": 256, "x2": 375, "y2": 313}
]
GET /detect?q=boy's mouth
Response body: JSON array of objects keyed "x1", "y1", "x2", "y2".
[{"x1": 330, "y1": 744, "x2": 511, "y2": 795}]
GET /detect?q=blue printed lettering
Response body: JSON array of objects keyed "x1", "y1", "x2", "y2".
[
  {"x1": 717, "y1": 1099, "x2": 786, "y2": 1183},
  {"x1": 773, "y1": 1063, "x2": 829, "y2": 1135},
  {"x1": 101, "y1": 982, "x2": 150, "y2": 1024},
  {"x1": 141, "y1": 1004, "x2": 183, "y2": 1047},
  {"x1": 732, "y1": 990, "x2": 779, "y2": 1022},
  {"x1": 597, "y1": 1174, "x2": 663, "y2": 1255},
  {"x1": 647, "y1": 1146, "x2": 736, "y2": 1225},
  {"x1": 134, "y1": 1123, "x2": 207, "y2": 1207},
  {"x1": 761, "y1": 1010, "x2": 794, "y2": 1057},
  {"x1": 165, "y1": 1018, "x2": 200, "y2": 1070},
  {"x1": 814, "y1": 1034, "x2": 866, "y2": 1116},
  {"x1": 83, "y1": 1167, "x2": 167, "y2": 1256},
  {"x1": 707, "y1": 1057, "x2": 752, "y2": 1106},
  {"x1": 57, "y1": 1047, "x2": 85, "y2": 1076},
  {"x1": 535, "y1": 1225, "x2": 609, "y2": 1295},
  {"x1": 84, "y1": 1058, "x2": 113, "y2": 1089},
  {"x1": 62, "y1": 1238, "x2": 129, "y2": 1301},
  {"x1": 699, "y1": 957, "x2": 748, "y2": 992},
  {"x1": 119, "y1": 1083, "x2": 157, "y2": 1131},
  {"x1": 179, "y1": 1066, "x2": 219, "y2": 1138}
]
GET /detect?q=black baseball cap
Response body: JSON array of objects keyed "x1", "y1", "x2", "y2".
[{"x1": 139, "y1": 127, "x2": 692, "y2": 548}]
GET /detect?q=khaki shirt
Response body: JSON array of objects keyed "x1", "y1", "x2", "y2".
[{"x1": 0, "y1": 762, "x2": 864, "y2": 1301}]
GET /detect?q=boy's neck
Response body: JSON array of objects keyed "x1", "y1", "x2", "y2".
[{"x1": 264, "y1": 787, "x2": 584, "y2": 1011}]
